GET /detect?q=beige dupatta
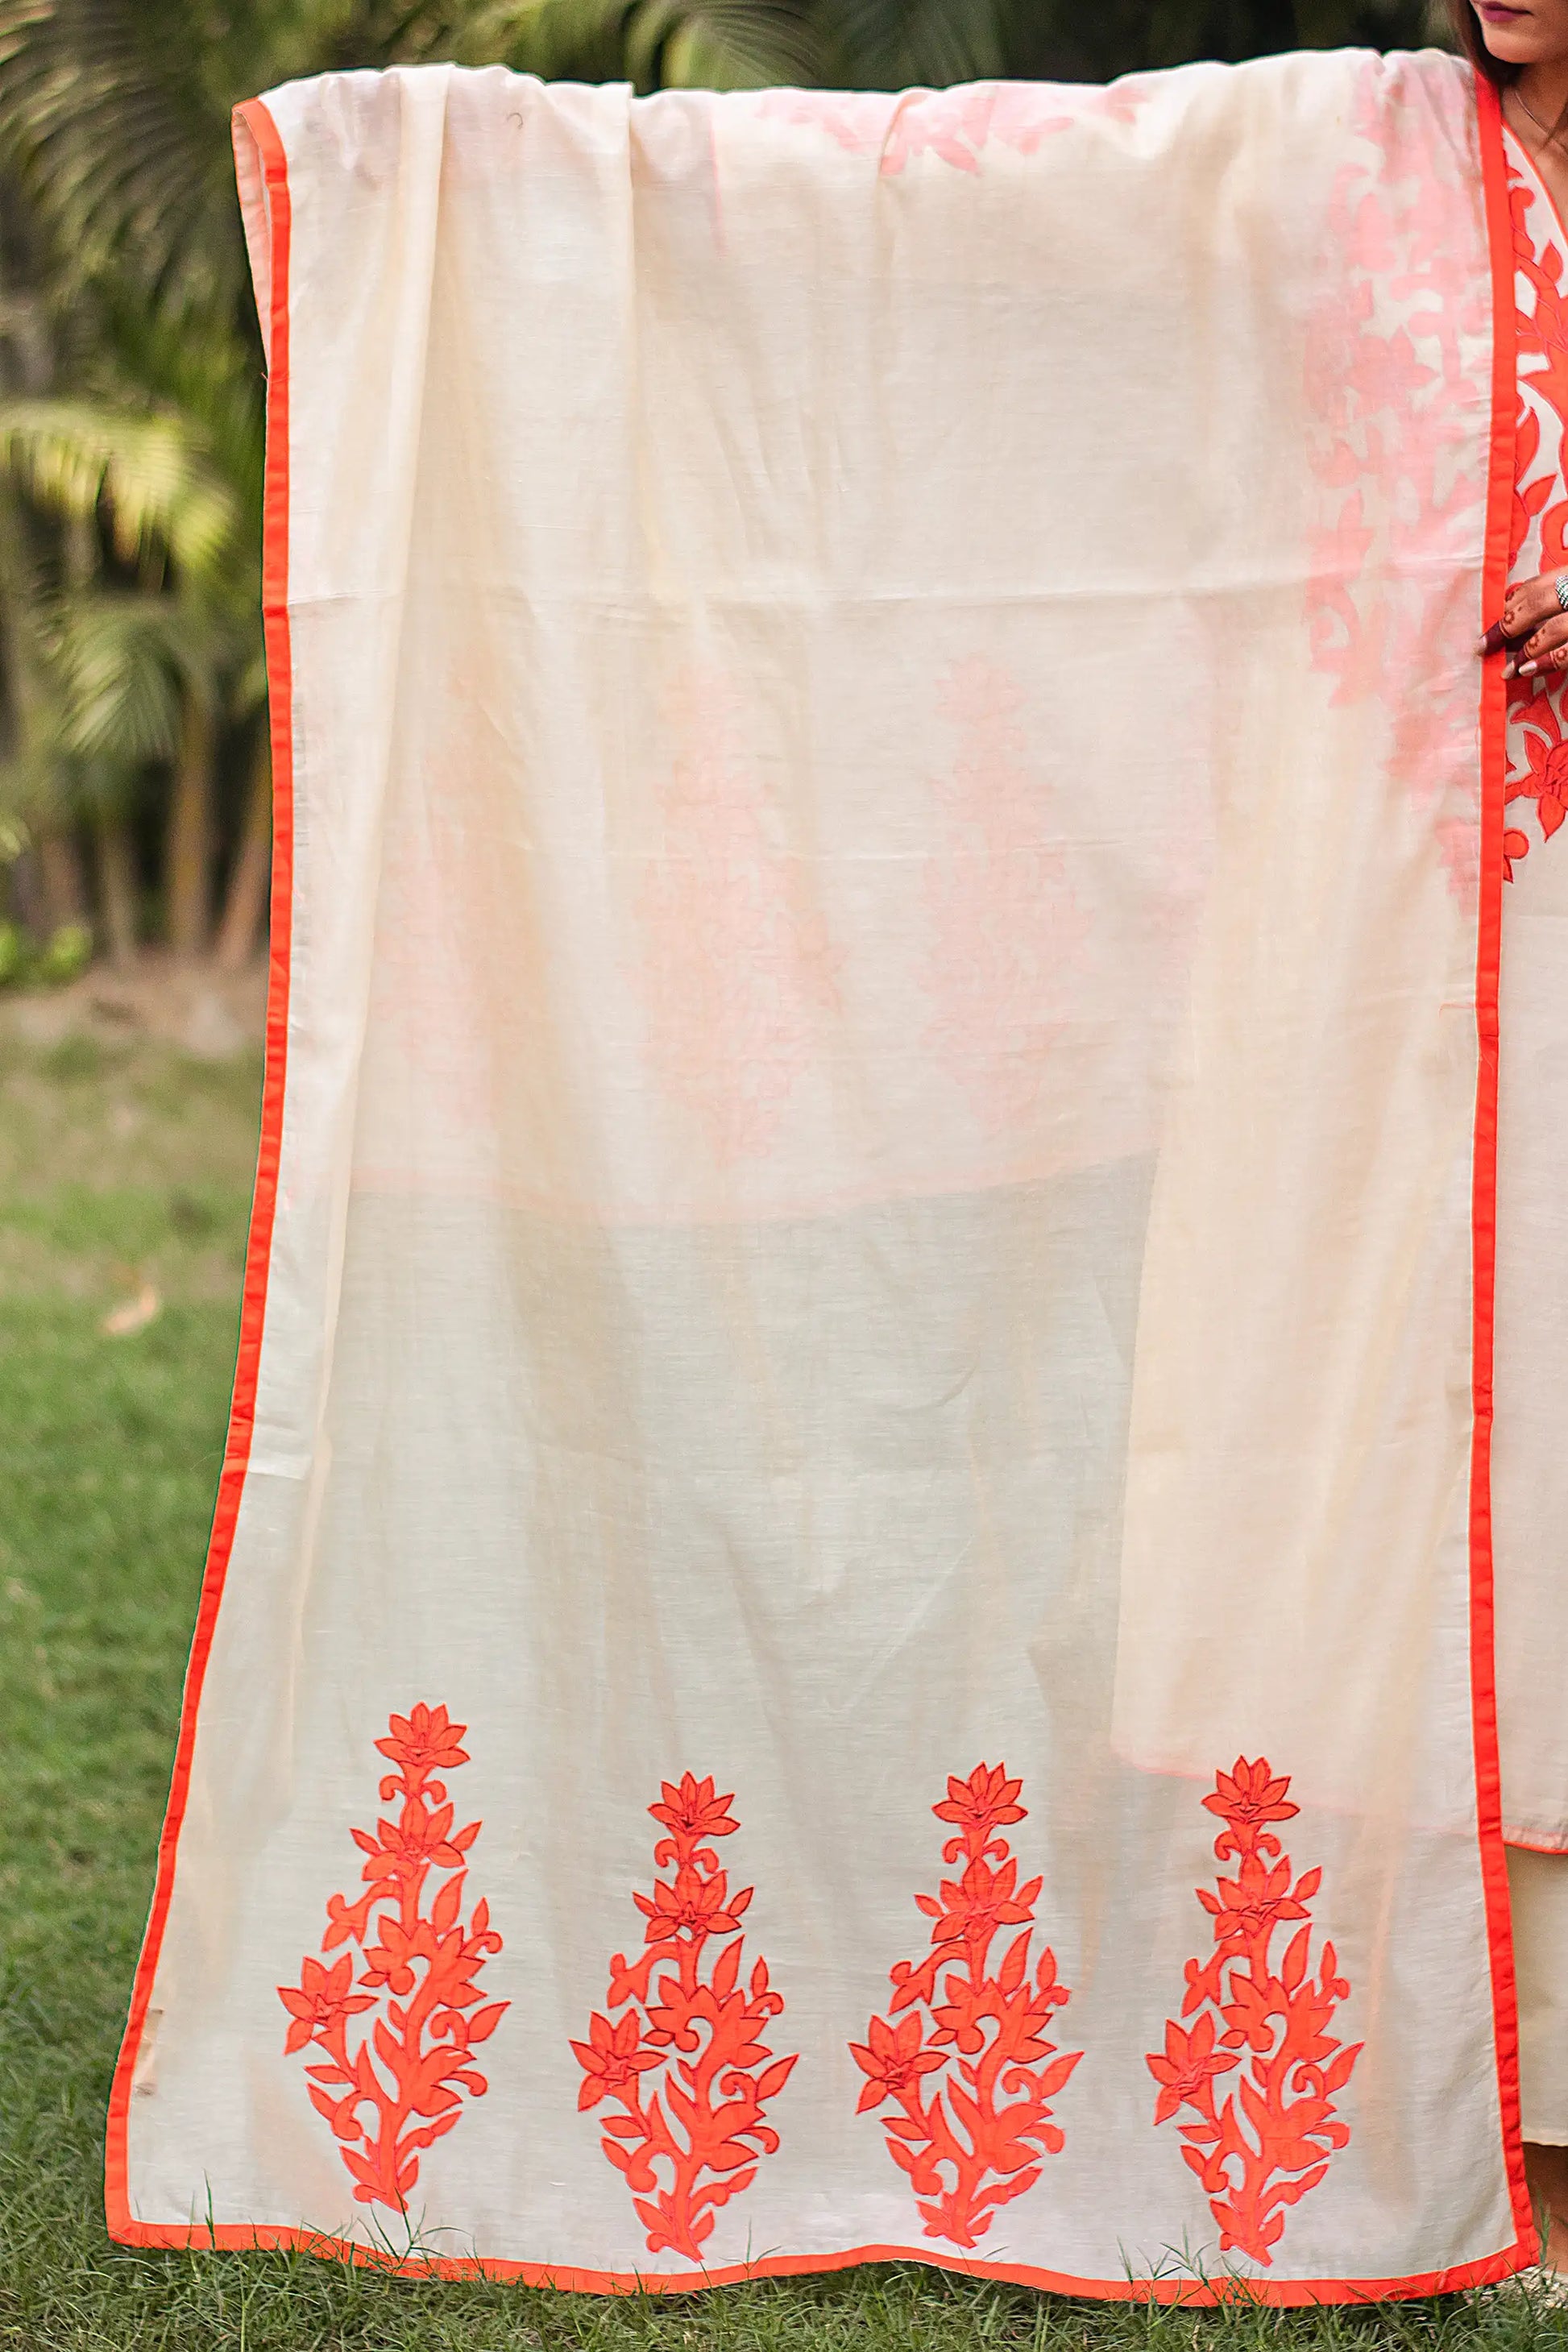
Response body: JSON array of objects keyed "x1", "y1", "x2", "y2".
[{"x1": 109, "y1": 51, "x2": 1534, "y2": 2300}]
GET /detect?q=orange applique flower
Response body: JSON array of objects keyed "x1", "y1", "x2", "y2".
[
  {"x1": 358, "y1": 1795, "x2": 472, "y2": 1874},
  {"x1": 927, "y1": 1855, "x2": 1041, "y2": 1948},
  {"x1": 849, "y1": 2013, "x2": 948, "y2": 2111},
  {"x1": 932, "y1": 1764, "x2": 1026, "y2": 1836},
  {"x1": 375, "y1": 1702, "x2": 470, "y2": 1777},
  {"x1": 278, "y1": 1704, "x2": 506, "y2": 2211},
  {"x1": 649, "y1": 1772, "x2": 740, "y2": 1846},
  {"x1": 1147, "y1": 2012, "x2": 1240, "y2": 2126},
  {"x1": 1511, "y1": 724, "x2": 1568, "y2": 843},
  {"x1": 1148, "y1": 1759, "x2": 1360, "y2": 2269},
  {"x1": 1502, "y1": 159, "x2": 1568, "y2": 881},
  {"x1": 927, "y1": 1973, "x2": 994, "y2": 2055},
  {"x1": 857, "y1": 1763, "x2": 1080, "y2": 2249},
  {"x1": 1202, "y1": 1757, "x2": 1298, "y2": 1840},
  {"x1": 636, "y1": 1863, "x2": 751, "y2": 1943},
  {"x1": 1199, "y1": 1855, "x2": 1310, "y2": 1955},
  {"x1": 358, "y1": 1914, "x2": 432, "y2": 1994},
  {"x1": 278, "y1": 1955, "x2": 375, "y2": 2055},
  {"x1": 574, "y1": 1777, "x2": 797, "y2": 2260},
  {"x1": 570, "y1": 2012, "x2": 667, "y2": 2110}
]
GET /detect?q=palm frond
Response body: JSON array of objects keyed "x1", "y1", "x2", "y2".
[
  {"x1": 628, "y1": 0, "x2": 822, "y2": 87},
  {"x1": 0, "y1": 396, "x2": 239, "y2": 579},
  {"x1": 89, "y1": 290, "x2": 264, "y2": 529},
  {"x1": 440, "y1": 0, "x2": 620, "y2": 72},
  {"x1": 442, "y1": 0, "x2": 818, "y2": 84},
  {"x1": 0, "y1": 0, "x2": 243, "y2": 301},
  {"x1": 52, "y1": 587, "x2": 201, "y2": 761},
  {"x1": 821, "y1": 0, "x2": 1010, "y2": 86}
]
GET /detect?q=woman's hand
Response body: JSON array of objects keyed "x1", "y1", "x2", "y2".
[{"x1": 1479, "y1": 570, "x2": 1568, "y2": 677}]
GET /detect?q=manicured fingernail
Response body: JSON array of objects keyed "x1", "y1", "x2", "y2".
[{"x1": 1520, "y1": 658, "x2": 1537, "y2": 675}]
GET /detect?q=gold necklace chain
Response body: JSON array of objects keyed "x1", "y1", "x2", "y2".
[{"x1": 1513, "y1": 84, "x2": 1562, "y2": 144}]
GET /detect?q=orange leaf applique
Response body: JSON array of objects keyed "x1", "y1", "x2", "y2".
[
  {"x1": 572, "y1": 1773, "x2": 798, "y2": 2260},
  {"x1": 1495, "y1": 153, "x2": 1568, "y2": 877},
  {"x1": 854, "y1": 1762, "x2": 1081, "y2": 2248},
  {"x1": 1147, "y1": 1756, "x2": 1361, "y2": 2268},
  {"x1": 278, "y1": 1703, "x2": 506, "y2": 2212}
]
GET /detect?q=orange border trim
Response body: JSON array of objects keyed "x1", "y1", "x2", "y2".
[
  {"x1": 1469, "y1": 67, "x2": 1538, "y2": 2275},
  {"x1": 103, "y1": 93, "x2": 297, "y2": 2242},
  {"x1": 1498, "y1": 127, "x2": 1568, "y2": 1867},
  {"x1": 81, "y1": 2226, "x2": 1553, "y2": 2305},
  {"x1": 104, "y1": 75, "x2": 1539, "y2": 2302}
]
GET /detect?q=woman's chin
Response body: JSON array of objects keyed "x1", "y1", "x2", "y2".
[{"x1": 1475, "y1": 3, "x2": 1547, "y2": 60}]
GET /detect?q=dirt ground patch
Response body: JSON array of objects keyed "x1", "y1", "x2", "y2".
[{"x1": 0, "y1": 954, "x2": 268, "y2": 1062}]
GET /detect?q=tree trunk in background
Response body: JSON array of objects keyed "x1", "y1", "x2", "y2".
[
  {"x1": 35, "y1": 823, "x2": 87, "y2": 931},
  {"x1": 214, "y1": 732, "x2": 271, "y2": 971},
  {"x1": 94, "y1": 815, "x2": 139, "y2": 969},
  {"x1": 165, "y1": 697, "x2": 216, "y2": 956},
  {"x1": 8, "y1": 844, "x2": 44, "y2": 934}
]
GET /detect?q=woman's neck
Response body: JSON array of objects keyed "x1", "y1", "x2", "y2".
[{"x1": 1515, "y1": 60, "x2": 1568, "y2": 140}]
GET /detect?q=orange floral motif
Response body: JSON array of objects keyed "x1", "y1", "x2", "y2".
[
  {"x1": 573, "y1": 1773, "x2": 798, "y2": 2260},
  {"x1": 853, "y1": 1764, "x2": 1081, "y2": 2249},
  {"x1": 1504, "y1": 150, "x2": 1568, "y2": 872},
  {"x1": 278, "y1": 1704, "x2": 506, "y2": 2212},
  {"x1": 1301, "y1": 66, "x2": 1488, "y2": 898},
  {"x1": 1148, "y1": 1758, "x2": 1361, "y2": 2269}
]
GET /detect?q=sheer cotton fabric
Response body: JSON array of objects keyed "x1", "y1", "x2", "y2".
[
  {"x1": 1508, "y1": 1849, "x2": 1568, "y2": 2146},
  {"x1": 109, "y1": 52, "x2": 1533, "y2": 2299},
  {"x1": 1494, "y1": 131, "x2": 1568, "y2": 1854}
]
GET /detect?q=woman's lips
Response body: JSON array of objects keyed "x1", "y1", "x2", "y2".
[{"x1": 1477, "y1": 3, "x2": 1527, "y2": 19}]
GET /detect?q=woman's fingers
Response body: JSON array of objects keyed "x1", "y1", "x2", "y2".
[
  {"x1": 1483, "y1": 570, "x2": 1568, "y2": 656},
  {"x1": 1514, "y1": 612, "x2": 1568, "y2": 676},
  {"x1": 1521, "y1": 609, "x2": 1568, "y2": 656},
  {"x1": 1510, "y1": 574, "x2": 1568, "y2": 636},
  {"x1": 1480, "y1": 571, "x2": 1568, "y2": 657}
]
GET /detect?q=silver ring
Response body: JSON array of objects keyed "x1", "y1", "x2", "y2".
[{"x1": 1554, "y1": 570, "x2": 1568, "y2": 615}]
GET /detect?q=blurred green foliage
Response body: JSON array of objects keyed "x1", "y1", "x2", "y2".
[{"x1": 0, "y1": 0, "x2": 1443, "y2": 975}]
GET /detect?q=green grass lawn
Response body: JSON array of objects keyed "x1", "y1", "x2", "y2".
[{"x1": 1, "y1": 1029, "x2": 1565, "y2": 2351}]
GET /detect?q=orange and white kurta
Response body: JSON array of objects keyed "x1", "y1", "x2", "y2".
[
  {"x1": 1495, "y1": 127, "x2": 1568, "y2": 2146},
  {"x1": 107, "y1": 52, "x2": 1542, "y2": 2298}
]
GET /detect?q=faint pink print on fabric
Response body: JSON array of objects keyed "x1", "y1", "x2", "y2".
[
  {"x1": 367, "y1": 728, "x2": 500, "y2": 1140},
  {"x1": 756, "y1": 80, "x2": 1153, "y2": 178},
  {"x1": 1503, "y1": 149, "x2": 1568, "y2": 875},
  {"x1": 923, "y1": 658, "x2": 1089, "y2": 1136},
  {"x1": 635, "y1": 671, "x2": 840, "y2": 1166},
  {"x1": 1301, "y1": 64, "x2": 1487, "y2": 894}
]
